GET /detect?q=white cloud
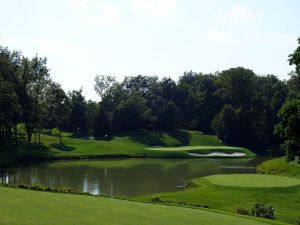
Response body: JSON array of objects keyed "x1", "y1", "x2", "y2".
[
  {"x1": 204, "y1": 29, "x2": 235, "y2": 41},
  {"x1": 35, "y1": 38, "x2": 84, "y2": 55},
  {"x1": 215, "y1": 5, "x2": 262, "y2": 25},
  {"x1": 133, "y1": 0, "x2": 177, "y2": 17},
  {"x1": 68, "y1": 0, "x2": 120, "y2": 27}
]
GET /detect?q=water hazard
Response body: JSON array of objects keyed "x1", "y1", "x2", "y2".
[{"x1": 0, "y1": 157, "x2": 269, "y2": 196}]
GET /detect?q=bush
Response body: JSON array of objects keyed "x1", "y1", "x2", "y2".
[
  {"x1": 191, "y1": 203, "x2": 210, "y2": 208},
  {"x1": 251, "y1": 201, "x2": 275, "y2": 220},
  {"x1": 18, "y1": 184, "x2": 29, "y2": 189},
  {"x1": 236, "y1": 206, "x2": 250, "y2": 215},
  {"x1": 150, "y1": 196, "x2": 162, "y2": 202},
  {"x1": 296, "y1": 217, "x2": 300, "y2": 225},
  {"x1": 30, "y1": 184, "x2": 45, "y2": 191}
]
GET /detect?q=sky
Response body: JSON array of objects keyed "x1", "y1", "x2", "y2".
[{"x1": 0, "y1": 0, "x2": 299, "y2": 100}]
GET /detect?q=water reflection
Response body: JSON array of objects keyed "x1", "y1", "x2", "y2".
[{"x1": 0, "y1": 157, "x2": 269, "y2": 196}]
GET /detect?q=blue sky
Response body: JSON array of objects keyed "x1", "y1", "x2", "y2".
[{"x1": 1, "y1": 0, "x2": 299, "y2": 100}]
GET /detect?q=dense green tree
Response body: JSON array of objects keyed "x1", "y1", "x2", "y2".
[
  {"x1": 45, "y1": 82, "x2": 69, "y2": 144},
  {"x1": 67, "y1": 89, "x2": 87, "y2": 133},
  {"x1": 93, "y1": 107, "x2": 111, "y2": 137},
  {"x1": 112, "y1": 94, "x2": 151, "y2": 132},
  {"x1": 287, "y1": 73, "x2": 300, "y2": 100},
  {"x1": 212, "y1": 104, "x2": 242, "y2": 145},
  {"x1": 216, "y1": 67, "x2": 256, "y2": 109},
  {"x1": 274, "y1": 99, "x2": 300, "y2": 161},
  {"x1": 158, "y1": 101, "x2": 180, "y2": 129},
  {"x1": 86, "y1": 100, "x2": 98, "y2": 132},
  {"x1": 288, "y1": 37, "x2": 300, "y2": 76},
  {"x1": 94, "y1": 75, "x2": 116, "y2": 99},
  {"x1": 0, "y1": 47, "x2": 20, "y2": 145}
]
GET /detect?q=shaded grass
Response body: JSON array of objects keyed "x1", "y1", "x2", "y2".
[{"x1": 0, "y1": 186, "x2": 288, "y2": 225}]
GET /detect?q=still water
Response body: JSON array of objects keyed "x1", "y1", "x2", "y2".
[{"x1": 0, "y1": 157, "x2": 269, "y2": 196}]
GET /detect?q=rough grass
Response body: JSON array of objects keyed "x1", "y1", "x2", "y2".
[
  {"x1": 257, "y1": 157, "x2": 300, "y2": 177},
  {"x1": 137, "y1": 174, "x2": 300, "y2": 224},
  {"x1": 203, "y1": 174, "x2": 300, "y2": 187},
  {"x1": 0, "y1": 186, "x2": 288, "y2": 225}
]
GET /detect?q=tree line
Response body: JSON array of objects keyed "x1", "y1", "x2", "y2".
[{"x1": 0, "y1": 39, "x2": 299, "y2": 159}]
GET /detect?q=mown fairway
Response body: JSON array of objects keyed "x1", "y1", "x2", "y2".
[
  {"x1": 0, "y1": 187, "x2": 288, "y2": 225},
  {"x1": 138, "y1": 174, "x2": 300, "y2": 224},
  {"x1": 17, "y1": 129, "x2": 253, "y2": 160}
]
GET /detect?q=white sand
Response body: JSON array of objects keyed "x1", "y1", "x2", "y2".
[{"x1": 188, "y1": 151, "x2": 246, "y2": 157}]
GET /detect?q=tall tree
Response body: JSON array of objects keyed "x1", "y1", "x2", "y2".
[
  {"x1": 288, "y1": 37, "x2": 300, "y2": 76},
  {"x1": 94, "y1": 107, "x2": 111, "y2": 137},
  {"x1": 68, "y1": 89, "x2": 87, "y2": 133},
  {"x1": 94, "y1": 75, "x2": 116, "y2": 99},
  {"x1": 274, "y1": 99, "x2": 300, "y2": 161}
]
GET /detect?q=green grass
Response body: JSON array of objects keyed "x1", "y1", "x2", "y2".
[
  {"x1": 203, "y1": 174, "x2": 300, "y2": 187},
  {"x1": 0, "y1": 186, "x2": 288, "y2": 225},
  {"x1": 12, "y1": 129, "x2": 254, "y2": 161},
  {"x1": 257, "y1": 157, "x2": 300, "y2": 177},
  {"x1": 137, "y1": 174, "x2": 300, "y2": 224}
]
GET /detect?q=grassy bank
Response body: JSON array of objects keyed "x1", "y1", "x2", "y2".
[
  {"x1": 136, "y1": 174, "x2": 300, "y2": 224},
  {"x1": 257, "y1": 157, "x2": 300, "y2": 177},
  {"x1": 2, "y1": 129, "x2": 254, "y2": 167},
  {"x1": 0, "y1": 186, "x2": 288, "y2": 225}
]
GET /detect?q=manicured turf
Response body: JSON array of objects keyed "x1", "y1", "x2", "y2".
[
  {"x1": 15, "y1": 129, "x2": 254, "y2": 160},
  {"x1": 257, "y1": 157, "x2": 300, "y2": 177},
  {"x1": 203, "y1": 174, "x2": 300, "y2": 187},
  {"x1": 137, "y1": 174, "x2": 300, "y2": 224},
  {"x1": 0, "y1": 187, "x2": 288, "y2": 225}
]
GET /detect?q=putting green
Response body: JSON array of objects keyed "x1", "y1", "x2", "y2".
[{"x1": 204, "y1": 174, "x2": 300, "y2": 188}]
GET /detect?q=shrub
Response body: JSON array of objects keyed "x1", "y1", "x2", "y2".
[
  {"x1": 251, "y1": 201, "x2": 275, "y2": 220},
  {"x1": 18, "y1": 184, "x2": 29, "y2": 189},
  {"x1": 191, "y1": 203, "x2": 210, "y2": 208},
  {"x1": 150, "y1": 196, "x2": 162, "y2": 202},
  {"x1": 236, "y1": 206, "x2": 250, "y2": 215},
  {"x1": 178, "y1": 200, "x2": 188, "y2": 205},
  {"x1": 296, "y1": 217, "x2": 300, "y2": 225},
  {"x1": 30, "y1": 184, "x2": 45, "y2": 191}
]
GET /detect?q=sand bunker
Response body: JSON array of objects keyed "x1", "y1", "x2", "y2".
[{"x1": 188, "y1": 151, "x2": 246, "y2": 157}]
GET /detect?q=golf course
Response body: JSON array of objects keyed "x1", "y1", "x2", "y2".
[
  {"x1": 1, "y1": 128, "x2": 300, "y2": 224},
  {"x1": 11, "y1": 128, "x2": 254, "y2": 163},
  {"x1": 0, "y1": 185, "x2": 289, "y2": 225},
  {"x1": 1, "y1": 20, "x2": 300, "y2": 225}
]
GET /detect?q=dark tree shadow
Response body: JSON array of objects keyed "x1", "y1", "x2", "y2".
[
  {"x1": 165, "y1": 130, "x2": 191, "y2": 146},
  {"x1": 117, "y1": 129, "x2": 191, "y2": 147},
  {"x1": 49, "y1": 143, "x2": 75, "y2": 151},
  {"x1": 129, "y1": 130, "x2": 165, "y2": 146}
]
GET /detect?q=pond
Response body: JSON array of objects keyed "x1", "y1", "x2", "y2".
[{"x1": 0, "y1": 157, "x2": 270, "y2": 197}]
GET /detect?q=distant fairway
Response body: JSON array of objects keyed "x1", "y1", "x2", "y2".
[
  {"x1": 0, "y1": 187, "x2": 287, "y2": 225},
  {"x1": 204, "y1": 174, "x2": 300, "y2": 187},
  {"x1": 14, "y1": 128, "x2": 255, "y2": 160}
]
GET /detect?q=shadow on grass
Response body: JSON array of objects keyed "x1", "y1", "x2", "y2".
[
  {"x1": 49, "y1": 143, "x2": 75, "y2": 151},
  {"x1": 117, "y1": 129, "x2": 191, "y2": 147},
  {"x1": 129, "y1": 130, "x2": 165, "y2": 146},
  {"x1": 0, "y1": 142, "x2": 55, "y2": 167},
  {"x1": 166, "y1": 130, "x2": 191, "y2": 146},
  {"x1": 69, "y1": 133, "x2": 95, "y2": 140}
]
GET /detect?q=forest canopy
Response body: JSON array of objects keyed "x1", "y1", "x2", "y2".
[{"x1": 1, "y1": 40, "x2": 300, "y2": 156}]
